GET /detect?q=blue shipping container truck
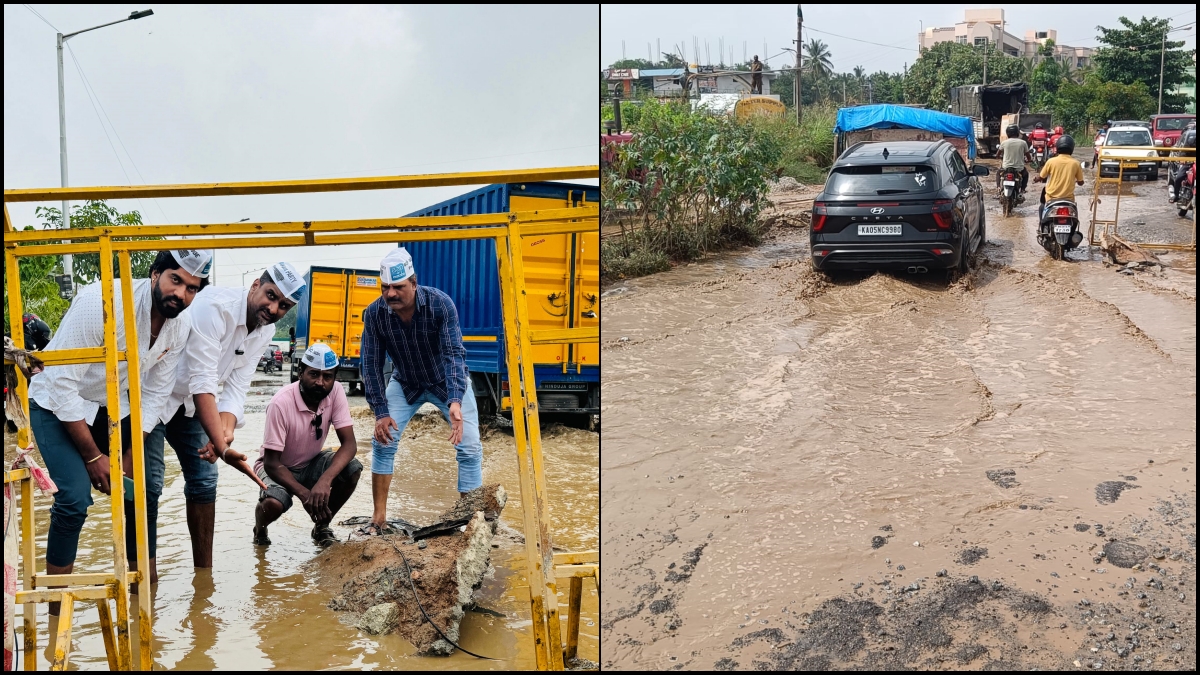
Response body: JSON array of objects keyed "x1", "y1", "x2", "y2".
[{"x1": 405, "y1": 181, "x2": 600, "y2": 421}]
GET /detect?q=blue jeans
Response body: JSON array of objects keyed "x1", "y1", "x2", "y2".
[
  {"x1": 135, "y1": 404, "x2": 217, "y2": 562},
  {"x1": 371, "y1": 379, "x2": 483, "y2": 493},
  {"x1": 30, "y1": 400, "x2": 134, "y2": 567}
]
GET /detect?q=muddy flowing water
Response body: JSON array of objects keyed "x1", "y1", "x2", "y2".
[
  {"x1": 7, "y1": 382, "x2": 597, "y2": 670},
  {"x1": 602, "y1": 166, "x2": 1195, "y2": 670}
]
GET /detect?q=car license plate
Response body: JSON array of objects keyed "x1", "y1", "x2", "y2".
[
  {"x1": 858, "y1": 224, "x2": 901, "y2": 236},
  {"x1": 1053, "y1": 225, "x2": 1072, "y2": 233},
  {"x1": 1003, "y1": 180, "x2": 1016, "y2": 186}
]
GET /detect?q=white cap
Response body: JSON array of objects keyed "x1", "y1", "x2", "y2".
[
  {"x1": 301, "y1": 343, "x2": 339, "y2": 371},
  {"x1": 170, "y1": 249, "x2": 213, "y2": 278},
  {"x1": 380, "y1": 248, "x2": 415, "y2": 284},
  {"x1": 266, "y1": 261, "x2": 306, "y2": 302}
]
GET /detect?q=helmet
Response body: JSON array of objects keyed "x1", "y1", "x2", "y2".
[
  {"x1": 22, "y1": 313, "x2": 51, "y2": 351},
  {"x1": 1006, "y1": 124, "x2": 1021, "y2": 138},
  {"x1": 1054, "y1": 126, "x2": 1063, "y2": 135},
  {"x1": 1055, "y1": 134, "x2": 1075, "y2": 156},
  {"x1": 1035, "y1": 122, "x2": 1044, "y2": 129}
]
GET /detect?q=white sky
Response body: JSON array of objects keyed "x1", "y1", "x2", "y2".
[
  {"x1": 601, "y1": 4, "x2": 1197, "y2": 74},
  {"x1": 5, "y1": 4, "x2": 598, "y2": 287}
]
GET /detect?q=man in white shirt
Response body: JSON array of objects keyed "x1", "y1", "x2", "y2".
[
  {"x1": 148, "y1": 261, "x2": 305, "y2": 569},
  {"x1": 28, "y1": 249, "x2": 211, "y2": 631}
]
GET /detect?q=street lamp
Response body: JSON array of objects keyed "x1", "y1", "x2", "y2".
[{"x1": 56, "y1": 9, "x2": 154, "y2": 289}]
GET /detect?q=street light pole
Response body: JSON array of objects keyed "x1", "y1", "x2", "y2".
[
  {"x1": 1158, "y1": 27, "x2": 1167, "y2": 115},
  {"x1": 55, "y1": 9, "x2": 154, "y2": 290}
]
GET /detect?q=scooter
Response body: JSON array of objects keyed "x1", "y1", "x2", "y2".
[
  {"x1": 1170, "y1": 162, "x2": 1196, "y2": 219},
  {"x1": 999, "y1": 168, "x2": 1024, "y2": 217},
  {"x1": 1030, "y1": 140, "x2": 1047, "y2": 169},
  {"x1": 1038, "y1": 199, "x2": 1083, "y2": 260}
]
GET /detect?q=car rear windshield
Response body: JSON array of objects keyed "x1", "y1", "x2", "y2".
[
  {"x1": 824, "y1": 165, "x2": 938, "y2": 195},
  {"x1": 1106, "y1": 130, "x2": 1152, "y2": 146},
  {"x1": 1155, "y1": 117, "x2": 1193, "y2": 131}
]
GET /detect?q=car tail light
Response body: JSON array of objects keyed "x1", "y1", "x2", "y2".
[
  {"x1": 812, "y1": 202, "x2": 828, "y2": 232},
  {"x1": 931, "y1": 199, "x2": 953, "y2": 230}
]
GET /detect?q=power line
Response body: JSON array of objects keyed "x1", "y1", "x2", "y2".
[
  {"x1": 21, "y1": 4, "x2": 58, "y2": 31},
  {"x1": 804, "y1": 25, "x2": 918, "y2": 53},
  {"x1": 64, "y1": 44, "x2": 170, "y2": 223}
]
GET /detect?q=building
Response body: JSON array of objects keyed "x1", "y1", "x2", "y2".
[
  {"x1": 603, "y1": 66, "x2": 778, "y2": 100},
  {"x1": 918, "y1": 8, "x2": 1092, "y2": 66}
]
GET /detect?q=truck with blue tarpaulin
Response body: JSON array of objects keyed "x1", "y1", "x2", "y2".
[{"x1": 835, "y1": 104, "x2": 977, "y2": 163}]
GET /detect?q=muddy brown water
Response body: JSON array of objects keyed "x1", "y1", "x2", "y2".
[
  {"x1": 6, "y1": 377, "x2": 597, "y2": 670},
  {"x1": 602, "y1": 165, "x2": 1196, "y2": 670}
]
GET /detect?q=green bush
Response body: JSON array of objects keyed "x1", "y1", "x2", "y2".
[
  {"x1": 749, "y1": 104, "x2": 837, "y2": 185},
  {"x1": 601, "y1": 99, "x2": 783, "y2": 279}
]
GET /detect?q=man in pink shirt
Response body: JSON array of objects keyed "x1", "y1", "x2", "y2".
[{"x1": 252, "y1": 343, "x2": 362, "y2": 546}]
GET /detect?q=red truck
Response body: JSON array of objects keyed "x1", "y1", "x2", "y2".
[{"x1": 1151, "y1": 113, "x2": 1196, "y2": 156}]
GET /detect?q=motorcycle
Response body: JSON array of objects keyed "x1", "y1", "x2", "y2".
[
  {"x1": 1170, "y1": 162, "x2": 1195, "y2": 219},
  {"x1": 999, "y1": 168, "x2": 1024, "y2": 217},
  {"x1": 1038, "y1": 199, "x2": 1083, "y2": 260},
  {"x1": 1030, "y1": 139, "x2": 1048, "y2": 169}
]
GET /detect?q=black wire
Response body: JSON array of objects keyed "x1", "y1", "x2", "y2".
[{"x1": 383, "y1": 537, "x2": 498, "y2": 660}]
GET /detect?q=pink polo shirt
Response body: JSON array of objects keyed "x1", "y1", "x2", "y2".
[{"x1": 254, "y1": 381, "x2": 353, "y2": 471}]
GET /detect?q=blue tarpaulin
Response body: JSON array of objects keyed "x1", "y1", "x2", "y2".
[{"x1": 835, "y1": 104, "x2": 976, "y2": 160}]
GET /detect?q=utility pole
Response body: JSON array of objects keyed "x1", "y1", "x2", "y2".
[
  {"x1": 796, "y1": 5, "x2": 803, "y2": 125},
  {"x1": 982, "y1": 39, "x2": 988, "y2": 86},
  {"x1": 843, "y1": 79, "x2": 847, "y2": 104},
  {"x1": 1156, "y1": 25, "x2": 1166, "y2": 113},
  {"x1": 903, "y1": 62, "x2": 907, "y2": 104}
]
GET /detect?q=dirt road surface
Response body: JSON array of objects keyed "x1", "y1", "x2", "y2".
[{"x1": 601, "y1": 164, "x2": 1196, "y2": 670}]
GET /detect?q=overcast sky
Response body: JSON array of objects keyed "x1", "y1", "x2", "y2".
[
  {"x1": 5, "y1": 5, "x2": 598, "y2": 287},
  {"x1": 601, "y1": 4, "x2": 1196, "y2": 74}
]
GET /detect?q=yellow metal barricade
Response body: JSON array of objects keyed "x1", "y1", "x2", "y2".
[
  {"x1": 3, "y1": 165, "x2": 598, "y2": 670},
  {"x1": 1088, "y1": 145, "x2": 1195, "y2": 251}
]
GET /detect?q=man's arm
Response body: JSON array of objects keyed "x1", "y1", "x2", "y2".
[
  {"x1": 438, "y1": 296, "x2": 468, "y2": 406},
  {"x1": 263, "y1": 450, "x2": 310, "y2": 503},
  {"x1": 360, "y1": 306, "x2": 390, "y2": 419},
  {"x1": 216, "y1": 333, "x2": 270, "y2": 431},
  {"x1": 137, "y1": 313, "x2": 190, "y2": 435}
]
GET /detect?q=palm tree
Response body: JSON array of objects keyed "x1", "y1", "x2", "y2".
[{"x1": 804, "y1": 38, "x2": 834, "y2": 80}]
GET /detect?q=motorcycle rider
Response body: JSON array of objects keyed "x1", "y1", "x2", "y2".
[
  {"x1": 999, "y1": 124, "x2": 1032, "y2": 196},
  {"x1": 1029, "y1": 122, "x2": 1049, "y2": 161},
  {"x1": 1033, "y1": 134, "x2": 1085, "y2": 212},
  {"x1": 1048, "y1": 126, "x2": 1064, "y2": 155},
  {"x1": 1168, "y1": 127, "x2": 1195, "y2": 203}
]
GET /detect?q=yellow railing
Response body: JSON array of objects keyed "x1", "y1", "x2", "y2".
[
  {"x1": 1089, "y1": 145, "x2": 1195, "y2": 251},
  {"x1": 3, "y1": 165, "x2": 599, "y2": 670}
]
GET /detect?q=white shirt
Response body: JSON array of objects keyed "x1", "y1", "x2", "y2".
[
  {"x1": 30, "y1": 278, "x2": 191, "y2": 435},
  {"x1": 162, "y1": 286, "x2": 275, "y2": 429}
]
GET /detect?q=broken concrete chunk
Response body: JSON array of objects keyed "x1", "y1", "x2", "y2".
[
  {"x1": 360, "y1": 602, "x2": 399, "y2": 635},
  {"x1": 317, "y1": 484, "x2": 508, "y2": 655}
]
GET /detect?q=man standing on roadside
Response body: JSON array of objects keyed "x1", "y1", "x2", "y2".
[
  {"x1": 148, "y1": 261, "x2": 306, "y2": 571},
  {"x1": 252, "y1": 343, "x2": 361, "y2": 547},
  {"x1": 28, "y1": 249, "x2": 210, "y2": 647},
  {"x1": 359, "y1": 248, "x2": 483, "y2": 535}
]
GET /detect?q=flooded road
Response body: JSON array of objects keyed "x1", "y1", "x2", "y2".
[
  {"x1": 601, "y1": 168, "x2": 1196, "y2": 670},
  {"x1": 7, "y1": 378, "x2": 597, "y2": 670}
]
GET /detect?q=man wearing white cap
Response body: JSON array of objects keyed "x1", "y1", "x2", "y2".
[
  {"x1": 251, "y1": 343, "x2": 361, "y2": 547},
  {"x1": 360, "y1": 247, "x2": 482, "y2": 534},
  {"x1": 28, "y1": 249, "x2": 210, "y2": 640},
  {"x1": 148, "y1": 261, "x2": 306, "y2": 571}
]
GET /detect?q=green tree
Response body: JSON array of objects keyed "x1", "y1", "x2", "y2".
[
  {"x1": 1093, "y1": 16, "x2": 1194, "y2": 113},
  {"x1": 1050, "y1": 74, "x2": 1156, "y2": 136},
  {"x1": 906, "y1": 41, "x2": 1027, "y2": 111},
  {"x1": 273, "y1": 307, "x2": 297, "y2": 340},
  {"x1": 1030, "y1": 40, "x2": 1064, "y2": 110},
  {"x1": 2, "y1": 227, "x2": 71, "y2": 334},
  {"x1": 33, "y1": 201, "x2": 161, "y2": 285},
  {"x1": 803, "y1": 38, "x2": 834, "y2": 80}
]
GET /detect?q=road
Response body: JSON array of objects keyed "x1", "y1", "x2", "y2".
[{"x1": 600, "y1": 163, "x2": 1196, "y2": 670}]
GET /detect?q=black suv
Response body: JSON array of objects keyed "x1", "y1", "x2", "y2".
[{"x1": 811, "y1": 140, "x2": 989, "y2": 276}]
